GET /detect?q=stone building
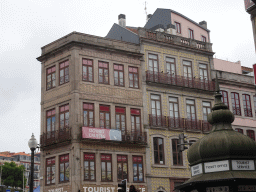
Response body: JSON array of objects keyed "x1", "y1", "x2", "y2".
[
  {"x1": 213, "y1": 58, "x2": 256, "y2": 142},
  {"x1": 245, "y1": 0, "x2": 256, "y2": 50},
  {"x1": 107, "y1": 8, "x2": 215, "y2": 192},
  {"x1": 37, "y1": 32, "x2": 147, "y2": 192}
]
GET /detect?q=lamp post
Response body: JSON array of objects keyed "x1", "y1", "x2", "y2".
[{"x1": 28, "y1": 133, "x2": 38, "y2": 192}]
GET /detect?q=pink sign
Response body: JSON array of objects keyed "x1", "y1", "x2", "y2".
[
  {"x1": 82, "y1": 127, "x2": 122, "y2": 141},
  {"x1": 254, "y1": 64, "x2": 256, "y2": 85}
]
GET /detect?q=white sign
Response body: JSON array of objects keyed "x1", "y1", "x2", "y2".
[
  {"x1": 238, "y1": 185, "x2": 256, "y2": 191},
  {"x1": 191, "y1": 163, "x2": 203, "y2": 176},
  {"x1": 48, "y1": 188, "x2": 67, "y2": 192},
  {"x1": 204, "y1": 160, "x2": 229, "y2": 173},
  {"x1": 232, "y1": 160, "x2": 255, "y2": 170},
  {"x1": 206, "y1": 186, "x2": 229, "y2": 192}
]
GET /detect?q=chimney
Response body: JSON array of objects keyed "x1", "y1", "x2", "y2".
[
  {"x1": 199, "y1": 21, "x2": 207, "y2": 29},
  {"x1": 147, "y1": 14, "x2": 152, "y2": 21},
  {"x1": 118, "y1": 14, "x2": 126, "y2": 28}
]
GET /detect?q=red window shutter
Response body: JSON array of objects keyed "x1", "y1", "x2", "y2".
[
  {"x1": 131, "y1": 109, "x2": 140, "y2": 115},
  {"x1": 100, "y1": 105, "x2": 110, "y2": 111},
  {"x1": 116, "y1": 107, "x2": 125, "y2": 113}
]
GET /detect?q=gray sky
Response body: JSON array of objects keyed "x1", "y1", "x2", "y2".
[{"x1": 0, "y1": 0, "x2": 255, "y2": 153}]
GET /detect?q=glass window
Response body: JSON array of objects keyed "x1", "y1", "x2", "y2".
[
  {"x1": 202, "y1": 102, "x2": 211, "y2": 121},
  {"x1": 46, "y1": 66, "x2": 56, "y2": 90},
  {"x1": 133, "y1": 156, "x2": 143, "y2": 182},
  {"x1": 235, "y1": 128, "x2": 243, "y2": 134},
  {"x1": 231, "y1": 92, "x2": 241, "y2": 116},
  {"x1": 166, "y1": 57, "x2": 176, "y2": 76},
  {"x1": 99, "y1": 105, "x2": 110, "y2": 129},
  {"x1": 129, "y1": 67, "x2": 139, "y2": 88},
  {"x1": 172, "y1": 139, "x2": 183, "y2": 166},
  {"x1": 98, "y1": 61, "x2": 109, "y2": 84},
  {"x1": 117, "y1": 155, "x2": 128, "y2": 181},
  {"x1": 175, "y1": 22, "x2": 181, "y2": 34},
  {"x1": 46, "y1": 109, "x2": 56, "y2": 139},
  {"x1": 84, "y1": 153, "x2": 95, "y2": 181},
  {"x1": 189, "y1": 28, "x2": 194, "y2": 39},
  {"x1": 183, "y1": 60, "x2": 192, "y2": 78},
  {"x1": 59, "y1": 154, "x2": 69, "y2": 182},
  {"x1": 199, "y1": 64, "x2": 208, "y2": 81},
  {"x1": 220, "y1": 90, "x2": 229, "y2": 109},
  {"x1": 59, "y1": 60, "x2": 69, "y2": 85},
  {"x1": 59, "y1": 104, "x2": 69, "y2": 129},
  {"x1": 201, "y1": 36, "x2": 206, "y2": 42},
  {"x1": 114, "y1": 64, "x2": 124, "y2": 86},
  {"x1": 148, "y1": 54, "x2": 159, "y2": 73},
  {"x1": 153, "y1": 137, "x2": 164, "y2": 164},
  {"x1": 46, "y1": 157, "x2": 55, "y2": 185},
  {"x1": 101, "y1": 154, "x2": 112, "y2": 181},
  {"x1": 247, "y1": 130, "x2": 255, "y2": 141},
  {"x1": 243, "y1": 94, "x2": 252, "y2": 117},
  {"x1": 82, "y1": 59, "x2": 93, "y2": 82},
  {"x1": 116, "y1": 107, "x2": 126, "y2": 131},
  {"x1": 131, "y1": 109, "x2": 141, "y2": 133},
  {"x1": 186, "y1": 100, "x2": 196, "y2": 120},
  {"x1": 169, "y1": 97, "x2": 179, "y2": 128},
  {"x1": 83, "y1": 103, "x2": 94, "y2": 127}
]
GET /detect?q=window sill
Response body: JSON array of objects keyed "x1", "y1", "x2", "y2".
[
  {"x1": 170, "y1": 165, "x2": 187, "y2": 169},
  {"x1": 152, "y1": 164, "x2": 168, "y2": 168}
]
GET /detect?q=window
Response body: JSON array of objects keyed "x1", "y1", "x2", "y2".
[
  {"x1": 166, "y1": 57, "x2": 176, "y2": 76},
  {"x1": 82, "y1": 58, "x2": 93, "y2": 82},
  {"x1": 99, "y1": 105, "x2": 110, "y2": 129},
  {"x1": 183, "y1": 60, "x2": 192, "y2": 78},
  {"x1": 59, "y1": 104, "x2": 69, "y2": 129},
  {"x1": 254, "y1": 96, "x2": 256, "y2": 117},
  {"x1": 117, "y1": 155, "x2": 128, "y2": 181},
  {"x1": 131, "y1": 109, "x2": 141, "y2": 133},
  {"x1": 132, "y1": 156, "x2": 143, "y2": 182},
  {"x1": 59, "y1": 154, "x2": 69, "y2": 182},
  {"x1": 116, "y1": 107, "x2": 126, "y2": 131},
  {"x1": 59, "y1": 60, "x2": 69, "y2": 85},
  {"x1": 231, "y1": 92, "x2": 241, "y2": 115},
  {"x1": 199, "y1": 64, "x2": 208, "y2": 81},
  {"x1": 46, "y1": 157, "x2": 55, "y2": 185},
  {"x1": 153, "y1": 137, "x2": 164, "y2": 164},
  {"x1": 151, "y1": 95, "x2": 162, "y2": 126},
  {"x1": 235, "y1": 128, "x2": 243, "y2": 134},
  {"x1": 98, "y1": 61, "x2": 109, "y2": 84},
  {"x1": 101, "y1": 154, "x2": 112, "y2": 181},
  {"x1": 84, "y1": 153, "x2": 95, "y2": 181},
  {"x1": 169, "y1": 97, "x2": 179, "y2": 128},
  {"x1": 114, "y1": 64, "x2": 124, "y2": 86},
  {"x1": 202, "y1": 102, "x2": 211, "y2": 121},
  {"x1": 247, "y1": 130, "x2": 255, "y2": 141},
  {"x1": 83, "y1": 103, "x2": 94, "y2": 127},
  {"x1": 148, "y1": 54, "x2": 159, "y2": 81},
  {"x1": 46, "y1": 66, "x2": 56, "y2": 90},
  {"x1": 201, "y1": 36, "x2": 206, "y2": 42},
  {"x1": 172, "y1": 139, "x2": 183, "y2": 166},
  {"x1": 46, "y1": 109, "x2": 56, "y2": 139},
  {"x1": 175, "y1": 22, "x2": 181, "y2": 34},
  {"x1": 243, "y1": 94, "x2": 252, "y2": 117},
  {"x1": 189, "y1": 28, "x2": 194, "y2": 39},
  {"x1": 129, "y1": 67, "x2": 139, "y2": 88},
  {"x1": 186, "y1": 100, "x2": 196, "y2": 120},
  {"x1": 220, "y1": 90, "x2": 229, "y2": 109}
]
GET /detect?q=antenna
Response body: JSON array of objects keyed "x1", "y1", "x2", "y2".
[{"x1": 144, "y1": 1, "x2": 147, "y2": 23}]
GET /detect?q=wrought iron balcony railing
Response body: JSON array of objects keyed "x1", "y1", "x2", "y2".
[
  {"x1": 121, "y1": 130, "x2": 147, "y2": 145},
  {"x1": 146, "y1": 71, "x2": 215, "y2": 91},
  {"x1": 232, "y1": 107, "x2": 241, "y2": 116},
  {"x1": 40, "y1": 127, "x2": 71, "y2": 147},
  {"x1": 149, "y1": 114, "x2": 212, "y2": 133},
  {"x1": 244, "y1": 108, "x2": 253, "y2": 117}
]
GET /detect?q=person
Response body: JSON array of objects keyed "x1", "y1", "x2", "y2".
[{"x1": 130, "y1": 185, "x2": 137, "y2": 192}]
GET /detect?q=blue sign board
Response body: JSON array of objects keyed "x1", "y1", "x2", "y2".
[{"x1": 6, "y1": 190, "x2": 10, "y2": 192}]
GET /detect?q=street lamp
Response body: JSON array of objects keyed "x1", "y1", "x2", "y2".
[{"x1": 28, "y1": 133, "x2": 38, "y2": 192}]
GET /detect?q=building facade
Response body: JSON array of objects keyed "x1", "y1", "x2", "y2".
[
  {"x1": 107, "y1": 8, "x2": 215, "y2": 192},
  {"x1": 245, "y1": 0, "x2": 256, "y2": 50},
  {"x1": 213, "y1": 58, "x2": 256, "y2": 142},
  {"x1": 37, "y1": 32, "x2": 147, "y2": 192}
]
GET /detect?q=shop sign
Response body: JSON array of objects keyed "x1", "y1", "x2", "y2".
[
  {"x1": 82, "y1": 127, "x2": 121, "y2": 141},
  {"x1": 232, "y1": 160, "x2": 255, "y2": 170},
  {"x1": 47, "y1": 188, "x2": 68, "y2": 192},
  {"x1": 83, "y1": 185, "x2": 146, "y2": 192},
  {"x1": 191, "y1": 163, "x2": 203, "y2": 176},
  {"x1": 238, "y1": 185, "x2": 256, "y2": 191},
  {"x1": 204, "y1": 160, "x2": 229, "y2": 173},
  {"x1": 206, "y1": 186, "x2": 229, "y2": 192}
]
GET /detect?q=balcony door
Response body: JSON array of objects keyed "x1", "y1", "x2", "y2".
[
  {"x1": 148, "y1": 54, "x2": 159, "y2": 82},
  {"x1": 169, "y1": 97, "x2": 179, "y2": 128},
  {"x1": 166, "y1": 57, "x2": 176, "y2": 85},
  {"x1": 151, "y1": 95, "x2": 162, "y2": 126},
  {"x1": 183, "y1": 60, "x2": 192, "y2": 87}
]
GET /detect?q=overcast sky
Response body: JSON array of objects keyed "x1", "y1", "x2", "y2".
[{"x1": 0, "y1": 0, "x2": 255, "y2": 153}]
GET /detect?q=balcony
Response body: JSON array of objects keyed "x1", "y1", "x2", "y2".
[
  {"x1": 138, "y1": 28, "x2": 213, "y2": 52},
  {"x1": 149, "y1": 114, "x2": 212, "y2": 133},
  {"x1": 40, "y1": 127, "x2": 72, "y2": 148},
  {"x1": 244, "y1": 108, "x2": 253, "y2": 117},
  {"x1": 233, "y1": 107, "x2": 241, "y2": 116},
  {"x1": 146, "y1": 71, "x2": 215, "y2": 92}
]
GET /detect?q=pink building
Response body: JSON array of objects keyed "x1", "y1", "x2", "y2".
[{"x1": 213, "y1": 58, "x2": 256, "y2": 140}]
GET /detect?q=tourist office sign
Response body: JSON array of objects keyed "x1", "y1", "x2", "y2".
[
  {"x1": 82, "y1": 127, "x2": 122, "y2": 141},
  {"x1": 83, "y1": 184, "x2": 147, "y2": 192},
  {"x1": 191, "y1": 160, "x2": 255, "y2": 176}
]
